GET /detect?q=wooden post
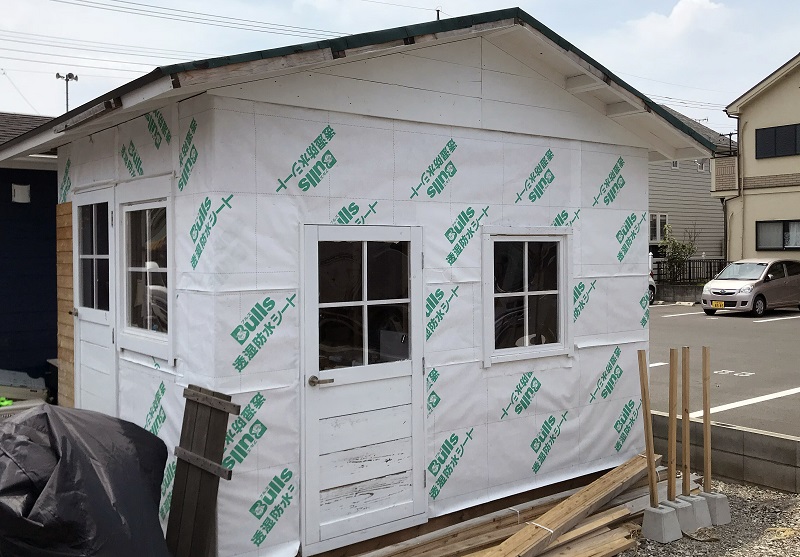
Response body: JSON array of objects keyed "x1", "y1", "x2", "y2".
[
  {"x1": 681, "y1": 346, "x2": 691, "y2": 496},
  {"x1": 637, "y1": 350, "x2": 659, "y2": 509},
  {"x1": 703, "y1": 346, "x2": 712, "y2": 493},
  {"x1": 667, "y1": 348, "x2": 678, "y2": 501}
]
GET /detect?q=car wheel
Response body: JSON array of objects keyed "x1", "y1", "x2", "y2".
[
  {"x1": 703, "y1": 308, "x2": 716, "y2": 316},
  {"x1": 752, "y1": 295, "x2": 766, "y2": 317},
  {"x1": 649, "y1": 286, "x2": 655, "y2": 305}
]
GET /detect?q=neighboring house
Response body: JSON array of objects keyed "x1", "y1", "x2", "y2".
[
  {"x1": 713, "y1": 52, "x2": 800, "y2": 259},
  {"x1": 648, "y1": 106, "x2": 735, "y2": 258},
  {"x1": 0, "y1": 112, "x2": 57, "y2": 389},
  {"x1": 0, "y1": 9, "x2": 713, "y2": 557}
]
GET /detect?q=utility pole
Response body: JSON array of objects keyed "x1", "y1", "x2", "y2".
[{"x1": 55, "y1": 72, "x2": 78, "y2": 111}]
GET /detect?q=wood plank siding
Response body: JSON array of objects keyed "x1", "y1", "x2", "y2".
[
  {"x1": 56, "y1": 202, "x2": 74, "y2": 407},
  {"x1": 648, "y1": 160, "x2": 724, "y2": 257}
]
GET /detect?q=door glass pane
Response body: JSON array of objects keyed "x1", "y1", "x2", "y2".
[
  {"x1": 367, "y1": 304, "x2": 409, "y2": 364},
  {"x1": 494, "y1": 242, "x2": 523, "y2": 293},
  {"x1": 128, "y1": 210, "x2": 147, "y2": 268},
  {"x1": 80, "y1": 259, "x2": 94, "y2": 308},
  {"x1": 149, "y1": 207, "x2": 168, "y2": 268},
  {"x1": 79, "y1": 205, "x2": 94, "y2": 256},
  {"x1": 319, "y1": 242, "x2": 362, "y2": 303},
  {"x1": 95, "y1": 203, "x2": 109, "y2": 256},
  {"x1": 149, "y1": 271, "x2": 168, "y2": 333},
  {"x1": 319, "y1": 306, "x2": 363, "y2": 370},
  {"x1": 97, "y1": 259, "x2": 109, "y2": 311},
  {"x1": 528, "y1": 242, "x2": 558, "y2": 291},
  {"x1": 367, "y1": 242, "x2": 409, "y2": 300},
  {"x1": 528, "y1": 294, "x2": 558, "y2": 345},
  {"x1": 494, "y1": 296, "x2": 524, "y2": 349}
]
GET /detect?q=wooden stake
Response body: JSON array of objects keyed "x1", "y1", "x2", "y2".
[
  {"x1": 681, "y1": 346, "x2": 690, "y2": 496},
  {"x1": 667, "y1": 348, "x2": 678, "y2": 501},
  {"x1": 637, "y1": 350, "x2": 658, "y2": 509},
  {"x1": 702, "y1": 346, "x2": 712, "y2": 493}
]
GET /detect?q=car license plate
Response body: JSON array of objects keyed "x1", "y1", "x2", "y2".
[{"x1": 711, "y1": 300, "x2": 724, "y2": 309}]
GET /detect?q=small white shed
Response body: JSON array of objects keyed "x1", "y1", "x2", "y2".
[{"x1": 0, "y1": 8, "x2": 713, "y2": 557}]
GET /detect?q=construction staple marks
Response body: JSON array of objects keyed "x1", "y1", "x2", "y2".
[
  {"x1": 588, "y1": 347, "x2": 623, "y2": 403},
  {"x1": 249, "y1": 467, "x2": 296, "y2": 547},
  {"x1": 409, "y1": 139, "x2": 458, "y2": 199},
  {"x1": 223, "y1": 392, "x2": 267, "y2": 469},
  {"x1": 276, "y1": 125, "x2": 337, "y2": 192},
  {"x1": 189, "y1": 195, "x2": 234, "y2": 269},
  {"x1": 531, "y1": 411, "x2": 568, "y2": 473},
  {"x1": 231, "y1": 294, "x2": 297, "y2": 372},
  {"x1": 592, "y1": 156, "x2": 626, "y2": 206},
  {"x1": 428, "y1": 428, "x2": 475, "y2": 500},
  {"x1": 515, "y1": 148, "x2": 555, "y2": 204},
  {"x1": 425, "y1": 286, "x2": 459, "y2": 340},
  {"x1": 500, "y1": 372, "x2": 542, "y2": 419},
  {"x1": 614, "y1": 399, "x2": 642, "y2": 452},
  {"x1": 445, "y1": 206, "x2": 489, "y2": 266}
]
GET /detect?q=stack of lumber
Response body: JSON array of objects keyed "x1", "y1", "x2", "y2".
[{"x1": 359, "y1": 455, "x2": 699, "y2": 557}]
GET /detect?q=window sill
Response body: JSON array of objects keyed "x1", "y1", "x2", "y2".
[
  {"x1": 118, "y1": 328, "x2": 171, "y2": 362},
  {"x1": 485, "y1": 343, "x2": 572, "y2": 367}
]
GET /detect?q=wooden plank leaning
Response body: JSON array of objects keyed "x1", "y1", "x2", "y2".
[
  {"x1": 466, "y1": 454, "x2": 655, "y2": 557},
  {"x1": 166, "y1": 385, "x2": 242, "y2": 557}
]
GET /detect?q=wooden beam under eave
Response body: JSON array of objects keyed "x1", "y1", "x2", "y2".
[
  {"x1": 565, "y1": 74, "x2": 605, "y2": 94},
  {"x1": 606, "y1": 101, "x2": 645, "y2": 118}
]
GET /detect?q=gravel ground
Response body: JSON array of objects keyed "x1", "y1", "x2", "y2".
[{"x1": 621, "y1": 479, "x2": 800, "y2": 557}]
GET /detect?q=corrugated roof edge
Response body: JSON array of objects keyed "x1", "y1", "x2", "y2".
[{"x1": 0, "y1": 7, "x2": 715, "y2": 156}]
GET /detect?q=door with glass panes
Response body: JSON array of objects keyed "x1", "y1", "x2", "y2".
[
  {"x1": 303, "y1": 225, "x2": 425, "y2": 553},
  {"x1": 74, "y1": 188, "x2": 117, "y2": 415}
]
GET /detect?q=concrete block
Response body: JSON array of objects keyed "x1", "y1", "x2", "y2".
[
  {"x1": 677, "y1": 494, "x2": 712, "y2": 529},
  {"x1": 743, "y1": 456, "x2": 796, "y2": 492},
  {"x1": 709, "y1": 423, "x2": 745, "y2": 457},
  {"x1": 743, "y1": 429, "x2": 797, "y2": 466},
  {"x1": 642, "y1": 505, "x2": 682, "y2": 544},
  {"x1": 662, "y1": 498, "x2": 698, "y2": 533},
  {"x1": 698, "y1": 492, "x2": 731, "y2": 525},
  {"x1": 710, "y1": 448, "x2": 744, "y2": 482}
]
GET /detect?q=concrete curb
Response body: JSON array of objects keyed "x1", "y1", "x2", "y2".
[{"x1": 652, "y1": 411, "x2": 800, "y2": 493}]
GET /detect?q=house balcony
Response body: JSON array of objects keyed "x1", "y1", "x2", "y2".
[{"x1": 711, "y1": 156, "x2": 738, "y2": 198}]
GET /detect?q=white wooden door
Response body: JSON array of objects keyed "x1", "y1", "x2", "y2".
[
  {"x1": 303, "y1": 225, "x2": 425, "y2": 554},
  {"x1": 73, "y1": 188, "x2": 117, "y2": 416}
]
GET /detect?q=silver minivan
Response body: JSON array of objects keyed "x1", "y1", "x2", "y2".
[{"x1": 701, "y1": 258, "x2": 800, "y2": 316}]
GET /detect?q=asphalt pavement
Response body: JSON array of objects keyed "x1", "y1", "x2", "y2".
[{"x1": 648, "y1": 303, "x2": 800, "y2": 437}]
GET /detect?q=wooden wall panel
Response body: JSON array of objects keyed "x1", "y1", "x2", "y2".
[{"x1": 56, "y1": 202, "x2": 74, "y2": 407}]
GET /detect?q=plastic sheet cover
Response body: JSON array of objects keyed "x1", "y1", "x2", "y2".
[{"x1": 0, "y1": 404, "x2": 170, "y2": 557}]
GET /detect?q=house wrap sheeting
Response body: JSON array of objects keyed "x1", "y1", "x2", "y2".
[{"x1": 58, "y1": 89, "x2": 650, "y2": 556}]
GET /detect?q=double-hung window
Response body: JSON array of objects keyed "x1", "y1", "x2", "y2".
[{"x1": 482, "y1": 227, "x2": 571, "y2": 366}]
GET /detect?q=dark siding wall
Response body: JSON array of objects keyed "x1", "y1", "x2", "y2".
[{"x1": 0, "y1": 168, "x2": 57, "y2": 374}]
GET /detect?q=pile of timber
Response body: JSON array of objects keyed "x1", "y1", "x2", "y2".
[{"x1": 360, "y1": 455, "x2": 700, "y2": 557}]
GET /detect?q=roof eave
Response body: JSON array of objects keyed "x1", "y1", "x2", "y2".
[{"x1": 726, "y1": 51, "x2": 800, "y2": 115}]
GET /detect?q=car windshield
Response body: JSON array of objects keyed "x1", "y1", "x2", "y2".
[{"x1": 715, "y1": 262, "x2": 767, "y2": 280}]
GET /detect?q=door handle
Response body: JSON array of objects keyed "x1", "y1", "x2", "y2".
[{"x1": 308, "y1": 375, "x2": 334, "y2": 387}]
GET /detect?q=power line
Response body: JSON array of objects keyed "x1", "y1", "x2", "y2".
[
  {"x1": 0, "y1": 38, "x2": 194, "y2": 63},
  {"x1": 618, "y1": 71, "x2": 737, "y2": 94},
  {"x1": 360, "y1": 0, "x2": 436, "y2": 11},
  {"x1": 48, "y1": 0, "x2": 346, "y2": 39},
  {"x1": 0, "y1": 69, "x2": 41, "y2": 114},
  {"x1": 0, "y1": 46, "x2": 160, "y2": 67},
  {"x1": 1, "y1": 66, "x2": 130, "y2": 79},
  {"x1": 0, "y1": 29, "x2": 221, "y2": 58},
  {"x1": 0, "y1": 55, "x2": 146, "y2": 73}
]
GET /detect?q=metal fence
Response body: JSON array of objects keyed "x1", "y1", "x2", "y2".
[{"x1": 653, "y1": 258, "x2": 728, "y2": 285}]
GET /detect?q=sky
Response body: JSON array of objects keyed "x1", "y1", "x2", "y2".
[{"x1": 1, "y1": 0, "x2": 798, "y2": 137}]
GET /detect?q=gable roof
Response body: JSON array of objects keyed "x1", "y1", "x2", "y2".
[
  {"x1": 726, "y1": 51, "x2": 800, "y2": 116},
  {"x1": 0, "y1": 7, "x2": 714, "y2": 162},
  {"x1": 0, "y1": 112, "x2": 54, "y2": 144}
]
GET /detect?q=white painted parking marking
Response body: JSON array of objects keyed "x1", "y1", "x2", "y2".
[
  {"x1": 649, "y1": 362, "x2": 668, "y2": 368},
  {"x1": 753, "y1": 315, "x2": 800, "y2": 323},
  {"x1": 662, "y1": 311, "x2": 705, "y2": 318},
  {"x1": 689, "y1": 386, "x2": 800, "y2": 418}
]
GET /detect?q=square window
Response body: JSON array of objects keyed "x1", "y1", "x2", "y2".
[{"x1": 482, "y1": 228, "x2": 571, "y2": 366}]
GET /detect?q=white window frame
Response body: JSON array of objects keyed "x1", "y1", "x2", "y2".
[
  {"x1": 650, "y1": 213, "x2": 669, "y2": 243},
  {"x1": 696, "y1": 159, "x2": 709, "y2": 172},
  {"x1": 671, "y1": 161, "x2": 680, "y2": 169},
  {"x1": 481, "y1": 226, "x2": 572, "y2": 368},
  {"x1": 116, "y1": 176, "x2": 173, "y2": 362}
]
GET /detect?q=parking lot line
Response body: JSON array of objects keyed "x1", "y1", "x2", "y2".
[
  {"x1": 753, "y1": 315, "x2": 800, "y2": 323},
  {"x1": 661, "y1": 311, "x2": 705, "y2": 318},
  {"x1": 689, "y1": 386, "x2": 800, "y2": 418},
  {"x1": 649, "y1": 362, "x2": 668, "y2": 368}
]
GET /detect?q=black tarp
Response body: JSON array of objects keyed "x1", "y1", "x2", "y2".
[{"x1": 0, "y1": 404, "x2": 171, "y2": 557}]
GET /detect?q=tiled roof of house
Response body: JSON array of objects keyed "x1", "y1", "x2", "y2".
[
  {"x1": 0, "y1": 112, "x2": 54, "y2": 146},
  {"x1": 660, "y1": 105, "x2": 737, "y2": 153}
]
